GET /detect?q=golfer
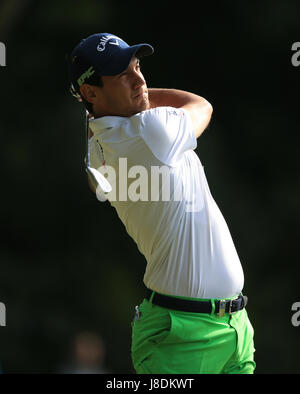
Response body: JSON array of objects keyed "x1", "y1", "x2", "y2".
[{"x1": 68, "y1": 33, "x2": 255, "y2": 374}]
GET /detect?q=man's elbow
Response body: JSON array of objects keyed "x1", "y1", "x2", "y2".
[
  {"x1": 194, "y1": 99, "x2": 213, "y2": 138},
  {"x1": 206, "y1": 100, "x2": 213, "y2": 127},
  {"x1": 203, "y1": 98, "x2": 213, "y2": 119}
]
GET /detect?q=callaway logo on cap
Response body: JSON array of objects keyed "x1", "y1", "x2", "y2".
[{"x1": 96, "y1": 34, "x2": 123, "y2": 51}]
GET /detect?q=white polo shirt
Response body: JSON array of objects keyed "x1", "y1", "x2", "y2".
[{"x1": 89, "y1": 106, "x2": 244, "y2": 299}]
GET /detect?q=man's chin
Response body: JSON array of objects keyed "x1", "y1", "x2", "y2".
[{"x1": 130, "y1": 99, "x2": 150, "y2": 116}]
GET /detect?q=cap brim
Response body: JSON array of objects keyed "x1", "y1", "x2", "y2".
[
  {"x1": 134, "y1": 43, "x2": 154, "y2": 58},
  {"x1": 100, "y1": 43, "x2": 154, "y2": 76}
]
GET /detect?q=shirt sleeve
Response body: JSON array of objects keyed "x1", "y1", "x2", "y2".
[{"x1": 137, "y1": 106, "x2": 197, "y2": 167}]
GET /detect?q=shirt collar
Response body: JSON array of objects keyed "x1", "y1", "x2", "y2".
[{"x1": 89, "y1": 115, "x2": 126, "y2": 134}]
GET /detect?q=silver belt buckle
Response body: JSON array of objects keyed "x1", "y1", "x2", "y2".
[
  {"x1": 218, "y1": 300, "x2": 226, "y2": 317},
  {"x1": 135, "y1": 305, "x2": 140, "y2": 321}
]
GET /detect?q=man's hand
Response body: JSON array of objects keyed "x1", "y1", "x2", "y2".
[{"x1": 148, "y1": 88, "x2": 213, "y2": 138}]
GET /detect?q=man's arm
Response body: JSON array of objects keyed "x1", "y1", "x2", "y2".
[{"x1": 148, "y1": 88, "x2": 213, "y2": 138}]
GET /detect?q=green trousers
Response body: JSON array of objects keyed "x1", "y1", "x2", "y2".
[{"x1": 131, "y1": 293, "x2": 256, "y2": 374}]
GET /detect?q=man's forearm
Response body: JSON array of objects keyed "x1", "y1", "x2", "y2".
[
  {"x1": 148, "y1": 88, "x2": 213, "y2": 139},
  {"x1": 148, "y1": 88, "x2": 206, "y2": 109}
]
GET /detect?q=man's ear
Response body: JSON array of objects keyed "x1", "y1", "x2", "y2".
[{"x1": 79, "y1": 84, "x2": 97, "y2": 104}]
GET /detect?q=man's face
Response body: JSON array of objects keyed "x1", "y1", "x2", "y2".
[{"x1": 86, "y1": 56, "x2": 150, "y2": 118}]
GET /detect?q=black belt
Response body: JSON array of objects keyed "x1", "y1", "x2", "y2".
[{"x1": 145, "y1": 288, "x2": 248, "y2": 316}]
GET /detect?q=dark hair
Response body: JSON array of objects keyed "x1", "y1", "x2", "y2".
[{"x1": 80, "y1": 73, "x2": 103, "y2": 115}]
